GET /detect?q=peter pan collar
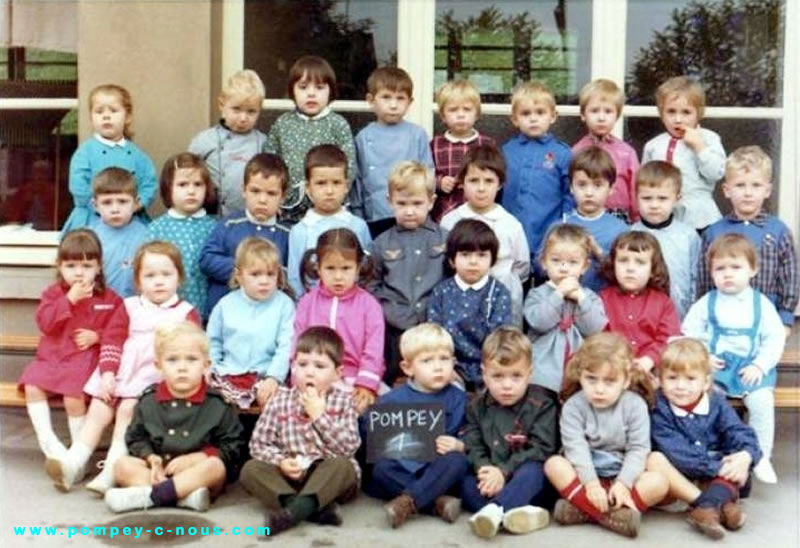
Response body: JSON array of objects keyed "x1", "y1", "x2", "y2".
[
  {"x1": 94, "y1": 134, "x2": 127, "y2": 147},
  {"x1": 168, "y1": 208, "x2": 207, "y2": 219},
  {"x1": 455, "y1": 274, "x2": 489, "y2": 291},
  {"x1": 141, "y1": 295, "x2": 179, "y2": 309},
  {"x1": 295, "y1": 106, "x2": 331, "y2": 121},
  {"x1": 669, "y1": 392, "x2": 710, "y2": 416},
  {"x1": 444, "y1": 129, "x2": 479, "y2": 144},
  {"x1": 155, "y1": 380, "x2": 208, "y2": 403}
]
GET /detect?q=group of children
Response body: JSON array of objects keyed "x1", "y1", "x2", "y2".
[{"x1": 16, "y1": 54, "x2": 799, "y2": 540}]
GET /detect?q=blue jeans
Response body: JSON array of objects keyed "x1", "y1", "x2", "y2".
[{"x1": 461, "y1": 461, "x2": 551, "y2": 512}]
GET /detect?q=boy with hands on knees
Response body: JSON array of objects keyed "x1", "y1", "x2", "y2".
[
  {"x1": 104, "y1": 322, "x2": 244, "y2": 513},
  {"x1": 366, "y1": 323, "x2": 469, "y2": 528},
  {"x1": 462, "y1": 327, "x2": 558, "y2": 539}
]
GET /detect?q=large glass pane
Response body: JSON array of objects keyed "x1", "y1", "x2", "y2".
[
  {"x1": 625, "y1": 117, "x2": 781, "y2": 214},
  {"x1": 244, "y1": 0, "x2": 398, "y2": 100},
  {"x1": 435, "y1": 0, "x2": 592, "y2": 104},
  {"x1": 626, "y1": 0, "x2": 784, "y2": 107}
]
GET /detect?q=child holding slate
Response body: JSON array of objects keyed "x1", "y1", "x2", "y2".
[{"x1": 365, "y1": 323, "x2": 469, "y2": 529}]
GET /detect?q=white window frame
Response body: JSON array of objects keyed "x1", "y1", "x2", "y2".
[{"x1": 222, "y1": 0, "x2": 797, "y2": 238}]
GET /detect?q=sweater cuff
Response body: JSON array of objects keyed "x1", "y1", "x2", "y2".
[
  {"x1": 202, "y1": 446, "x2": 220, "y2": 458},
  {"x1": 355, "y1": 370, "x2": 381, "y2": 392}
]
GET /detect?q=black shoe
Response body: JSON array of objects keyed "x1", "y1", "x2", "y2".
[
  {"x1": 262, "y1": 509, "x2": 294, "y2": 537},
  {"x1": 309, "y1": 503, "x2": 343, "y2": 526}
]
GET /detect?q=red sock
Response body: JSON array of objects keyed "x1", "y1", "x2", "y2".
[
  {"x1": 559, "y1": 478, "x2": 604, "y2": 521},
  {"x1": 631, "y1": 487, "x2": 649, "y2": 513}
]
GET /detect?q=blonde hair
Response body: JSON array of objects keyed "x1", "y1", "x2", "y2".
[
  {"x1": 400, "y1": 323, "x2": 454, "y2": 363},
  {"x1": 540, "y1": 224, "x2": 602, "y2": 270},
  {"x1": 482, "y1": 326, "x2": 532, "y2": 369},
  {"x1": 706, "y1": 233, "x2": 757, "y2": 271},
  {"x1": 511, "y1": 81, "x2": 556, "y2": 113},
  {"x1": 154, "y1": 321, "x2": 209, "y2": 361},
  {"x1": 656, "y1": 76, "x2": 706, "y2": 120},
  {"x1": 660, "y1": 338, "x2": 711, "y2": 378},
  {"x1": 726, "y1": 145, "x2": 772, "y2": 181},
  {"x1": 220, "y1": 69, "x2": 266, "y2": 103},
  {"x1": 636, "y1": 161, "x2": 682, "y2": 194},
  {"x1": 436, "y1": 79, "x2": 481, "y2": 116},
  {"x1": 230, "y1": 237, "x2": 288, "y2": 292},
  {"x1": 89, "y1": 83, "x2": 133, "y2": 138},
  {"x1": 388, "y1": 161, "x2": 435, "y2": 198},
  {"x1": 579, "y1": 78, "x2": 624, "y2": 115}
]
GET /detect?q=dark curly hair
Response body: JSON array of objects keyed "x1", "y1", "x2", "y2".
[{"x1": 602, "y1": 231, "x2": 670, "y2": 294}]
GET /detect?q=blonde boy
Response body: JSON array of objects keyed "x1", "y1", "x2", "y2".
[
  {"x1": 501, "y1": 81, "x2": 572, "y2": 279},
  {"x1": 189, "y1": 69, "x2": 269, "y2": 215},
  {"x1": 632, "y1": 161, "x2": 701, "y2": 318},
  {"x1": 573, "y1": 79, "x2": 640, "y2": 222},
  {"x1": 373, "y1": 162, "x2": 448, "y2": 384},
  {"x1": 698, "y1": 145, "x2": 798, "y2": 333},
  {"x1": 104, "y1": 322, "x2": 244, "y2": 513},
  {"x1": 353, "y1": 67, "x2": 434, "y2": 223},
  {"x1": 642, "y1": 76, "x2": 726, "y2": 230},
  {"x1": 366, "y1": 323, "x2": 468, "y2": 528},
  {"x1": 431, "y1": 80, "x2": 496, "y2": 221}
]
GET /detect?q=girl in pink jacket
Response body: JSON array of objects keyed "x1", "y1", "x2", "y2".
[{"x1": 294, "y1": 228, "x2": 385, "y2": 413}]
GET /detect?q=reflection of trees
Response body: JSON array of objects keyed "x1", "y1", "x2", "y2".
[
  {"x1": 436, "y1": 6, "x2": 572, "y2": 101},
  {"x1": 627, "y1": 0, "x2": 781, "y2": 107},
  {"x1": 244, "y1": 0, "x2": 379, "y2": 99}
]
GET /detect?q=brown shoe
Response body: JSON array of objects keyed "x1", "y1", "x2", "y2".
[
  {"x1": 687, "y1": 506, "x2": 725, "y2": 539},
  {"x1": 433, "y1": 495, "x2": 460, "y2": 523},
  {"x1": 553, "y1": 499, "x2": 591, "y2": 525},
  {"x1": 598, "y1": 508, "x2": 641, "y2": 538},
  {"x1": 384, "y1": 494, "x2": 416, "y2": 528},
  {"x1": 720, "y1": 501, "x2": 746, "y2": 531}
]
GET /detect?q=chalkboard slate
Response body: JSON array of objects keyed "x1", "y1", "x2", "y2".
[{"x1": 364, "y1": 403, "x2": 445, "y2": 463}]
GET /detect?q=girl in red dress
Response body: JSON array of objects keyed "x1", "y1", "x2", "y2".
[
  {"x1": 599, "y1": 231, "x2": 681, "y2": 379},
  {"x1": 19, "y1": 229, "x2": 123, "y2": 461}
]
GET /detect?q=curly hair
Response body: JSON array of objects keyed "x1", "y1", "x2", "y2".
[{"x1": 602, "y1": 231, "x2": 670, "y2": 294}]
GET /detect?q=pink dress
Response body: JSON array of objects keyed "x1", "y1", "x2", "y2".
[
  {"x1": 83, "y1": 295, "x2": 197, "y2": 399},
  {"x1": 18, "y1": 283, "x2": 122, "y2": 396}
]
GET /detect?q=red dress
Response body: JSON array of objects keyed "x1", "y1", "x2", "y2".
[
  {"x1": 599, "y1": 286, "x2": 681, "y2": 368},
  {"x1": 18, "y1": 283, "x2": 123, "y2": 396}
]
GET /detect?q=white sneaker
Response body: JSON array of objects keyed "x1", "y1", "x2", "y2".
[
  {"x1": 177, "y1": 488, "x2": 210, "y2": 512},
  {"x1": 469, "y1": 503, "x2": 503, "y2": 539},
  {"x1": 753, "y1": 459, "x2": 778, "y2": 484},
  {"x1": 44, "y1": 456, "x2": 86, "y2": 492},
  {"x1": 502, "y1": 505, "x2": 549, "y2": 534},
  {"x1": 86, "y1": 461, "x2": 115, "y2": 496},
  {"x1": 104, "y1": 486, "x2": 154, "y2": 513}
]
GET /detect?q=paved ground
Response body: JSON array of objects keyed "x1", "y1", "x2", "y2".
[{"x1": 1, "y1": 407, "x2": 798, "y2": 547}]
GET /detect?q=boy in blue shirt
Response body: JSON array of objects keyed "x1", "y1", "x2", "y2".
[
  {"x1": 501, "y1": 81, "x2": 572, "y2": 280},
  {"x1": 560, "y1": 146, "x2": 629, "y2": 291},
  {"x1": 352, "y1": 67, "x2": 434, "y2": 227},
  {"x1": 88, "y1": 167, "x2": 148, "y2": 298}
]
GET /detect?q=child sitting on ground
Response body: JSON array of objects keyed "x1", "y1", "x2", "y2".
[
  {"x1": 103, "y1": 321, "x2": 244, "y2": 512},
  {"x1": 240, "y1": 326, "x2": 361, "y2": 535}
]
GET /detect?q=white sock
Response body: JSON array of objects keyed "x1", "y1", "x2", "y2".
[
  {"x1": 105, "y1": 437, "x2": 128, "y2": 467},
  {"x1": 67, "y1": 415, "x2": 85, "y2": 445},
  {"x1": 26, "y1": 400, "x2": 58, "y2": 450},
  {"x1": 68, "y1": 441, "x2": 93, "y2": 469}
]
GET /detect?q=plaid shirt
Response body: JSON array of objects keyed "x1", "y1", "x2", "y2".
[
  {"x1": 697, "y1": 212, "x2": 799, "y2": 326},
  {"x1": 249, "y1": 385, "x2": 361, "y2": 481},
  {"x1": 430, "y1": 132, "x2": 495, "y2": 221}
]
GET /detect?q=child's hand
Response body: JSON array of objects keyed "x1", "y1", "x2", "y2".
[
  {"x1": 100, "y1": 372, "x2": 116, "y2": 403},
  {"x1": 72, "y1": 328, "x2": 99, "y2": 350},
  {"x1": 681, "y1": 126, "x2": 706, "y2": 152},
  {"x1": 435, "y1": 435, "x2": 465, "y2": 454},
  {"x1": 633, "y1": 356, "x2": 655, "y2": 374},
  {"x1": 608, "y1": 481, "x2": 635, "y2": 510},
  {"x1": 279, "y1": 457, "x2": 305, "y2": 481},
  {"x1": 555, "y1": 277, "x2": 580, "y2": 299},
  {"x1": 299, "y1": 387, "x2": 327, "y2": 420},
  {"x1": 164, "y1": 452, "x2": 207, "y2": 476},
  {"x1": 710, "y1": 355, "x2": 726, "y2": 371},
  {"x1": 585, "y1": 480, "x2": 609, "y2": 513},
  {"x1": 477, "y1": 465, "x2": 505, "y2": 498},
  {"x1": 146, "y1": 454, "x2": 166, "y2": 484},
  {"x1": 256, "y1": 377, "x2": 280, "y2": 407},
  {"x1": 439, "y1": 176, "x2": 457, "y2": 194},
  {"x1": 66, "y1": 280, "x2": 94, "y2": 304},
  {"x1": 352, "y1": 387, "x2": 376, "y2": 414},
  {"x1": 719, "y1": 451, "x2": 752, "y2": 486},
  {"x1": 740, "y1": 365, "x2": 764, "y2": 386}
]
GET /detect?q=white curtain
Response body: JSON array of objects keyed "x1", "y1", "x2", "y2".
[{"x1": 0, "y1": 0, "x2": 77, "y2": 53}]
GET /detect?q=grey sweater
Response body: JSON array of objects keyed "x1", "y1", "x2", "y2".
[{"x1": 560, "y1": 390, "x2": 650, "y2": 488}]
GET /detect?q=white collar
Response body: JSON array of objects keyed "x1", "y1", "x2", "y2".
[
  {"x1": 467, "y1": 203, "x2": 500, "y2": 219},
  {"x1": 302, "y1": 207, "x2": 348, "y2": 227},
  {"x1": 455, "y1": 274, "x2": 489, "y2": 291},
  {"x1": 669, "y1": 392, "x2": 710, "y2": 416},
  {"x1": 167, "y1": 208, "x2": 207, "y2": 219},
  {"x1": 571, "y1": 209, "x2": 607, "y2": 221},
  {"x1": 141, "y1": 294, "x2": 179, "y2": 309},
  {"x1": 295, "y1": 106, "x2": 331, "y2": 121},
  {"x1": 444, "y1": 129, "x2": 479, "y2": 144},
  {"x1": 94, "y1": 133, "x2": 126, "y2": 147},
  {"x1": 245, "y1": 209, "x2": 277, "y2": 226}
]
